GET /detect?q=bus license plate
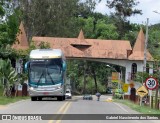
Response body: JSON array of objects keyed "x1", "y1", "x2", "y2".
[{"x1": 43, "y1": 92, "x2": 49, "y2": 95}]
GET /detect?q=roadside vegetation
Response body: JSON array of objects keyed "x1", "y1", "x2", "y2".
[
  {"x1": 0, "y1": 86, "x2": 29, "y2": 105},
  {"x1": 114, "y1": 99, "x2": 160, "y2": 114},
  {"x1": 0, "y1": 95, "x2": 29, "y2": 105}
]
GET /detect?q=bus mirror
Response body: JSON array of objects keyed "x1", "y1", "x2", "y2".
[
  {"x1": 24, "y1": 62, "x2": 29, "y2": 72},
  {"x1": 62, "y1": 61, "x2": 66, "y2": 71}
]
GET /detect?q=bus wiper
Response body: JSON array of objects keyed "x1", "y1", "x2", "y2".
[
  {"x1": 47, "y1": 71, "x2": 55, "y2": 85},
  {"x1": 37, "y1": 72, "x2": 44, "y2": 87}
]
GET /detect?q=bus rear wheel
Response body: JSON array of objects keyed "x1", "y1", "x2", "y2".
[{"x1": 31, "y1": 97, "x2": 37, "y2": 101}]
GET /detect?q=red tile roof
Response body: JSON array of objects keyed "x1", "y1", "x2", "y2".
[
  {"x1": 32, "y1": 36, "x2": 132, "y2": 59},
  {"x1": 13, "y1": 23, "x2": 153, "y2": 61}
]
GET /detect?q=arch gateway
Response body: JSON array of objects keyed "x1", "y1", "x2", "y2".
[{"x1": 12, "y1": 22, "x2": 153, "y2": 84}]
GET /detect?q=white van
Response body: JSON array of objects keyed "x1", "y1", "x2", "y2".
[{"x1": 65, "y1": 89, "x2": 72, "y2": 99}]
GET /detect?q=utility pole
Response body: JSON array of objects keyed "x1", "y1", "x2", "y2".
[
  {"x1": 141, "y1": 18, "x2": 149, "y2": 107},
  {"x1": 153, "y1": 10, "x2": 160, "y2": 109},
  {"x1": 144, "y1": 18, "x2": 149, "y2": 72}
]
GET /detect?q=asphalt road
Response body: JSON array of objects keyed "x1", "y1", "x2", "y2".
[{"x1": 0, "y1": 95, "x2": 159, "y2": 123}]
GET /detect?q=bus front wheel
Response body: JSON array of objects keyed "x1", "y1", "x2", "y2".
[
  {"x1": 63, "y1": 95, "x2": 65, "y2": 100},
  {"x1": 57, "y1": 96, "x2": 63, "y2": 101},
  {"x1": 38, "y1": 97, "x2": 42, "y2": 101}
]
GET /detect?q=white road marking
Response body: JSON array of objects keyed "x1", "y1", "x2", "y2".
[{"x1": 113, "y1": 102, "x2": 129, "y2": 113}]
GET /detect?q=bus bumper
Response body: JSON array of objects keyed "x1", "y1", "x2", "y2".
[{"x1": 28, "y1": 87, "x2": 64, "y2": 97}]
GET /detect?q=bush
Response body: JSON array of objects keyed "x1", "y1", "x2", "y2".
[{"x1": 113, "y1": 88, "x2": 123, "y2": 99}]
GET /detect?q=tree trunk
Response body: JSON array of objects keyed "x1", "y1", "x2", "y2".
[
  {"x1": 83, "y1": 62, "x2": 87, "y2": 94},
  {"x1": 92, "y1": 68, "x2": 98, "y2": 93},
  {"x1": 3, "y1": 88, "x2": 7, "y2": 96}
]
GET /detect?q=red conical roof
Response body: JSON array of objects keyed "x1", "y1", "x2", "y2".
[
  {"x1": 128, "y1": 28, "x2": 153, "y2": 61},
  {"x1": 12, "y1": 22, "x2": 29, "y2": 50}
]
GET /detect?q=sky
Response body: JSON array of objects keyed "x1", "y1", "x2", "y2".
[{"x1": 95, "y1": 0, "x2": 160, "y2": 25}]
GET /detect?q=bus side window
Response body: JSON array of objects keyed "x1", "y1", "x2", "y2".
[
  {"x1": 62, "y1": 61, "x2": 66, "y2": 71},
  {"x1": 24, "y1": 62, "x2": 29, "y2": 72}
]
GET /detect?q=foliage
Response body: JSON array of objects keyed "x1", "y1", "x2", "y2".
[
  {"x1": 0, "y1": 94, "x2": 29, "y2": 105},
  {"x1": 67, "y1": 60, "x2": 111, "y2": 93},
  {"x1": 0, "y1": 44, "x2": 16, "y2": 59},
  {"x1": 14, "y1": 40, "x2": 51, "y2": 60},
  {"x1": 77, "y1": 0, "x2": 97, "y2": 17},
  {"x1": 0, "y1": 59, "x2": 17, "y2": 97},
  {"x1": 38, "y1": 41, "x2": 51, "y2": 49},
  {"x1": 134, "y1": 72, "x2": 150, "y2": 83},
  {"x1": 148, "y1": 26, "x2": 160, "y2": 59},
  {"x1": 18, "y1": 73, "x2": 28, "y2": 84},
  {"x1": 106, "y1": 0, "x2": 142, "y2": 39},
  {"x1": 123, "y1": 23, "x2": 141, "y2": 46},
  {"x1": 74, "y1": 16, "x2": 119, "y2": 39},
  {"x1": 106, "y1": 0, "x2": 142, "y2": 21},
  {"x1": 97, "y1": 81, "x2": 106, "y2": 93},
  {"x1": 0, "y1": 1, "x2": 20, "y2": 47},
  {"x1": 80, "y1": 17, "x2": 95, "y2": 38},
  {"x1": 134, "y1": 71, "x2": 160, "y2": 85},
  {"x1": 18, "y1": 0, "x2": 99, "y2": 39},
  {"x1": 114, "y1": 99, "x2": 160, "y2": 114},
  {"x1": 0, "y1": 0, "x2": 20, "y2": 61},
  {"x1": 14, "y1": 49, "x2": 29, "y2": 59},
  {"x1": 75, "y1": 76, "x2": 105, "y2": 94},
  {"x1": 95, "y1": 19, "x2": 119, "y2": 39},
  {"x1": 29, "y1": 41, "x2": 37, "y2": 50},
  {"x1": 113, "y1": 88, "x2": 123, "y2": 99},
  {"x1": 0, "y1": 20, "x2": 19, "y2": 46}
]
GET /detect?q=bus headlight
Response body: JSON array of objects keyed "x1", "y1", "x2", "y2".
[
  {"x1": 57, "y1": 86, "x2": 61, "y2": 89},
  {"x1": 30, "y1": 87, "x2": 34, "y2": 90}
]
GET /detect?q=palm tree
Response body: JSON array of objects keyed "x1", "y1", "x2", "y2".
[{"x1": 0, "y1": 59, "x2": 18, "y2": 97}]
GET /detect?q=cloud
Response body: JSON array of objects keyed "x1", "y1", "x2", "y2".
[
  {"x1": 94, "y1": 0, "x2": 108, "y2": 15},
  {"x1": 95, "y1": 0, "x2": 160, "y2": 25}
]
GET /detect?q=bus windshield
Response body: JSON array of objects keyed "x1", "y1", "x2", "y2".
[{"x1": 29, "y1": 59, "x2": 62, "y2": 85}]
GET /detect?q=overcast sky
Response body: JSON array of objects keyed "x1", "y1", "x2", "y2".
[{"x1": 95, "y1": 0, "x2": 160, "y2": 25}]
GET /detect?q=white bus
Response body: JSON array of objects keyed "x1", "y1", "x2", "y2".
[{"x1": 25, "y1": 49, "x2": 66, "y2": 101}]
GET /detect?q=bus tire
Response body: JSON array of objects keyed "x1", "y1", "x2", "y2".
[
  {"x1": 63, "y1": 95, "x2": 65, "y2": 100},
  {"x1": 31, "y1": 97, "x2": 37, "y2": 101},
  {"x1": 38, "y1": 97, "x2": 42, "y2": 101},
  {"x1": 57, "y1": 96, "x2": 63, "y2": 101}
]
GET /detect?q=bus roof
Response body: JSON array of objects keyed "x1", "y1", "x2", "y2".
[{"x1": 30, "y1": 49, "x2": 64, "y2": 59}]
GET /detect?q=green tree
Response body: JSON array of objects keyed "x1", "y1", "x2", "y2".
[
  {"x1": 67, "y1": 60, "x2": 84, "y2": 93},
  {"x1": 107, "y1": 0, "x2": 142, "y2": 20},
  {"x1": 38, "y1": 41, "x2": 51, "y2": 49},
  {"x1": 18, "y1": 0, "x2": 99, "y2": 40},
  {"x1": 148, "y1": 25, "x2": 160, "y2": 59},
  {"x1": 106, "y1": 0, "x2": 142, "y2": 39},
  {"x1": 76, "y1": 16, "x2": 119, "y2": 39},
  {"x1": 95, "y1": 19, "x2": 119, "y2": 39},
  {"x1": 0, "y1": 0, "x2": 20, "y2": 47},
  {"x1": 123, "y1": 23, "x2": 141, "y2": 46},
  {"x1": 0, "y1": 59, "x2": 17, "y2": 97}
]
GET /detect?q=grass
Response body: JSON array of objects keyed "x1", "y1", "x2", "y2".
[
  {"x1": 114, "y1": 99, "x2": 160, "y2": 114},
  {"x1": 0, "y1": 96, "x2": 29, "y2": 105},
  {"x1": 0, "y1": 86, "x2": 29, "y2": 105}
]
